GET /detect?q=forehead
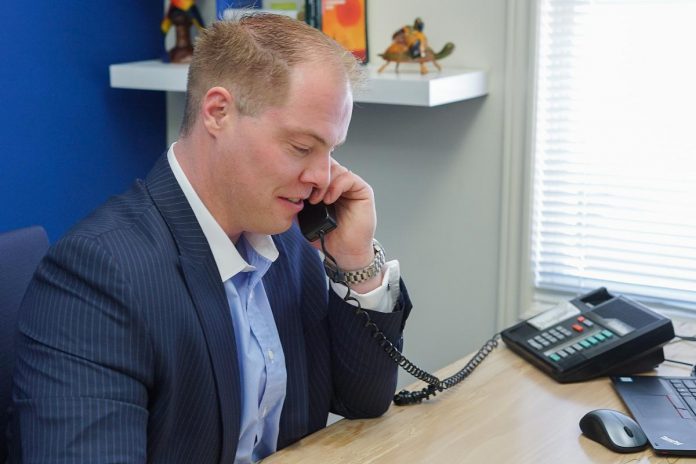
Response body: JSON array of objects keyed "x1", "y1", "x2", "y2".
[{"x1": 266, "y1": 63, "x2": 354, "y2": 147}]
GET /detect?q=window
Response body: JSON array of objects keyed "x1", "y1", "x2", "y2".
[{"x1": 530, "y1": 0, "x2": 696, "y2": 310}]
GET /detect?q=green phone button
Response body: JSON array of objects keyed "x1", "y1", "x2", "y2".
[
  {"x1": 595, "y1": 333, "x2": 606, "y2": 342},
  {"x1": 549, "y1": 353, "x2": 562, "y2": 362},
  {"x1": 580, "y1": 340, "x2": 591, "y2": 348},
  {"x1": 602, "y1": 329, "x2": 614, "y2": 338}
]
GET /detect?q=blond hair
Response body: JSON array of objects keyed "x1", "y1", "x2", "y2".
[{"x1": 180, "y1": 13, "x2": 363, "y2": 136}]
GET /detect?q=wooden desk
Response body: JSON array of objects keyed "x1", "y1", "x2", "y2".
[{"x1": 264, "y1": 320, "x2": 696, "y2": 463}]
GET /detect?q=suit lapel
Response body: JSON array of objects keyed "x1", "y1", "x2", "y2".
[
  {"x1": 179, "y1": 255, "x2": 241, "y2": 463},
  {"x1": 145, "y1": 155, "x2": 240, "y2": 463},
  {"x1": 265, "y1": 237, "x2": 309, "y2": 446}
]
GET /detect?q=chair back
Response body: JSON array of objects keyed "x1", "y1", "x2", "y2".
[{"x1": 0, "y1": 226, "x2": 49, "y2": 463}]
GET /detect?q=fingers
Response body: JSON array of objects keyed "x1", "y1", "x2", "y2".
[
  {"x1": 310, "y1": 159, "x2": 370, "y2": 205},
  {"x1": 308, "y1": 159, "x2": 377, "y2": 258},
  {"x1": 323, "y1": 166, "x2": 362, "y2": 205}
]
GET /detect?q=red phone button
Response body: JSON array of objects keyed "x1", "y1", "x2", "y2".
[{"x1": 572, "y1": 324, "x2": 584, "y2": 332}]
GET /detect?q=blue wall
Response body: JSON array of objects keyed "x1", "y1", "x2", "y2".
[{"x1": 2, "y1": 2, "x2": 167, "y2": 242}]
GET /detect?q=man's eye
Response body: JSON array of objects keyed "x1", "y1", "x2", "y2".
[{"x1": 293, "y1": 145, "x2": 311, "y2": 155}]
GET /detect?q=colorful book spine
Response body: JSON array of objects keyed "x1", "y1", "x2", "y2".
[{"x1": 304, "y1": 0, "x2": 322, "y2": 28}]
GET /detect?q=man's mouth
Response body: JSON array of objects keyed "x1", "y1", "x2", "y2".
[{"x1": 283, "y1": 197, "x2": 303, "y2": 205}]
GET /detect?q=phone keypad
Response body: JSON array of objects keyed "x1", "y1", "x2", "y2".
[
  {"x1": 525, "y1": 316, "x2": 616, "y2": 364},
  {"x1": 545, "y1": 329, "x2": 615, "y2": 362}
]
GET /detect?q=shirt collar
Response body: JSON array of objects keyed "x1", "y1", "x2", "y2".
[{"x1": 167, "y1": 143, "x2": 279, "y2": 282}]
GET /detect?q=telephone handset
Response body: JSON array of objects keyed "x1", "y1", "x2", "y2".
[
  {"x1": 297, "y1": 200, "x2": 500, "y2": 405},
  {"x1": 297, "y1": 200, "x2": 337, "y2": 242}
]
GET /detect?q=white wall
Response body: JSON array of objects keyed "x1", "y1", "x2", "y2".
[
  {"x1": 167, "y1": 0, "x2": 510, "y2": 389},
  {"x1": 358, "y1": 1, "x2": 508, "y2": 388}
]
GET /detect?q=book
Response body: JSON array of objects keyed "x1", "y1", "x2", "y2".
[
  {"x1": 304, "y1": 0, "x2": 321, "y2": 28},
  {"x1": 320, "y1": 0, "x2": 367, "y2": 63}
]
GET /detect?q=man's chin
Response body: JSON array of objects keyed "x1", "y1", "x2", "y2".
[{"x1": 259, "y1": 219, "x2": 294, "y2": 237}]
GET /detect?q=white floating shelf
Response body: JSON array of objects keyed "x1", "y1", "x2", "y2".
[
  {"x1": 109, "y1": 60, "x2": 487, "y2": 107},
  {"x1": 110, "y1": 60, "x2": 189, "y2": 93}
]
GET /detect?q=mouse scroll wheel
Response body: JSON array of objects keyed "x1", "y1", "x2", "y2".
[{"x1": 624, "y1": 426, "x2": 634, "y2": 437}]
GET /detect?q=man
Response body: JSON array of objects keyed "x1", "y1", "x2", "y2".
[{"x1": 10, "y1": 14, "x2": 411, "y2": 464}]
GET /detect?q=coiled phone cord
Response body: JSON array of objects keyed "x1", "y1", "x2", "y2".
[{"x1": 319, "y1": 231, "x2": 500, "y2": 405}]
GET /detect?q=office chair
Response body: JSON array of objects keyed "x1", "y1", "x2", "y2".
[{"x1": 0, "y1": 226, "x2": 49, "y2": 463}]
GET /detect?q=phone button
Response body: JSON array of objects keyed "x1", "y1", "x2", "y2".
[{"x1": 527, "y1": 339, "x2": 543, "y2": 350}]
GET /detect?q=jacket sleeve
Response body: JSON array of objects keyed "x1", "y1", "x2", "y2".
[
  {"x1": 327, "y1": 279, "x2": 412, "y2": 418},
  {"x1": 10, "y1": 235, "x2": 153, "y2": 464}
]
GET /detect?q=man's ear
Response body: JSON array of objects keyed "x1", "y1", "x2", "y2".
[{"x1": 201, "y1": 87, "x2": 236, "y2": 135}]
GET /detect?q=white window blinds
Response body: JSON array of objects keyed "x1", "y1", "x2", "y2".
[{"x1": 531, "y1": 0, "x2": 696, "y2": 309}]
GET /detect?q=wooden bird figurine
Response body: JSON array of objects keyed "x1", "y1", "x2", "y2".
[{"x1": 378, "y1": 18, "x2": 454, "y2": 75}]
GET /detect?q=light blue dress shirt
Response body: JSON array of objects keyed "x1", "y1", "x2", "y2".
[{"x1": 225, "y1": 236, "x2": 287, "y2": 462}]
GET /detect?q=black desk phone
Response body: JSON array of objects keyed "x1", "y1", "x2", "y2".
[{"x1": 501, "y1": 287, "x2": 675, "y2": 382}]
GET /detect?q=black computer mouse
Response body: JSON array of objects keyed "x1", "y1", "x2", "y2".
[{"x1": 579, "y1": 409, "x2": 648, "y2": 453}]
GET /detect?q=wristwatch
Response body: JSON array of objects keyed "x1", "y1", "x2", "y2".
[{"x1": 324, "y1": 239, "x2": 386, "y2": 285}]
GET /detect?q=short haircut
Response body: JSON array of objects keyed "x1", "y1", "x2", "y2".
[{"x1": 180, "y1": 13, "x2": 364, "y2": 136}]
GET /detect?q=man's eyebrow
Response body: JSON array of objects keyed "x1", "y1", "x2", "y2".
[
  {"x1": 289, "y1": 129, "x2": 345, "y2": 148},
  {"x1": 306, "y1": 131, "x2": 328, "y2": 146}
]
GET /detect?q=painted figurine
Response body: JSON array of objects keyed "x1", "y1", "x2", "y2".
[
  {"x1": 161, "y1": 0, "x2": 205, "y2": 63},
  {"x1": 378, "y1": 18, "x2": 454, "y2": 75}
]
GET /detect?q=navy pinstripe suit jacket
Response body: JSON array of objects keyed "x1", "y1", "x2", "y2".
[{"x1": 9, "y1": 155, "x2": 411, "y2": 463}]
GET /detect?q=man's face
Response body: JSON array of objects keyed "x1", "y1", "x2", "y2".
[{"x1": 210, "y1": 62, "x2": 353, "y2": 240}]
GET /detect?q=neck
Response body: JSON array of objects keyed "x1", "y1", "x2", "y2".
[{"x1": 174, "y1": 135, "x2": 243, "y2": 244}]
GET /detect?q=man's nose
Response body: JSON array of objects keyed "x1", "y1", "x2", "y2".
[{"x1": 300, "y1": 155, "x2": 331, "y2": 189}]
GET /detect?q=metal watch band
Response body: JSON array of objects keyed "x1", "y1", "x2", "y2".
[{"x1": 324, "y1": 239, "x2": 386, "y2": 285}]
